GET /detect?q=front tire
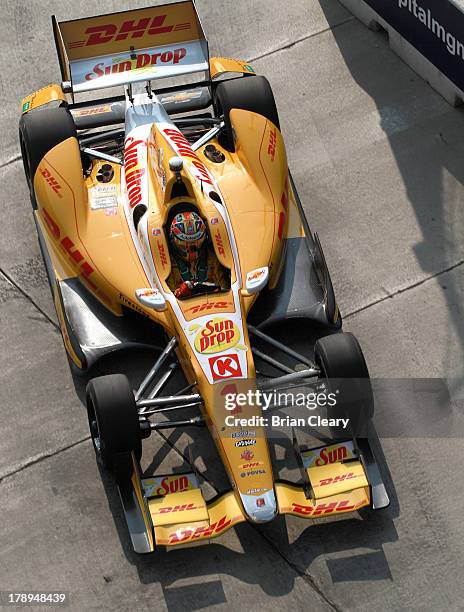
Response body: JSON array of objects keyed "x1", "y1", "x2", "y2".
[
  {"x1": 19, "y1": 106, "x2": 77, "y2": 209},
  {"x1": 86, "y1": 374, "x2": 142, "y2": 475},
  {"x1": 314, "y1": 332, "x2": 374, "y2": 436},
  {"x1": 214, "y1": 75, "x2": 280, "y2": 151}
]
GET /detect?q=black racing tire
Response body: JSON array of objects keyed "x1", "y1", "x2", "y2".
[
  {"x1": 19, "y1": 106, "x2": 77, "y2": 209},
  {"x1": 314, "y1": 332, "x2": 374, "y2": 436},
  {"x1": 86, "y1": 374, "x2": 142, "y2": 474},
  {"x1": 214, "y1": 75, "x2": 280, "y2": 151}
]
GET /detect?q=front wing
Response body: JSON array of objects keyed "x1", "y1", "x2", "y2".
[{"x1": 122, "y1": 437, "x2": 387, "y2": 554}]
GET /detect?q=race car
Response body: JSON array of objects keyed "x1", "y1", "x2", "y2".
[{"x1": 19, "y1": 1, "x2": 389, "y2": 552}]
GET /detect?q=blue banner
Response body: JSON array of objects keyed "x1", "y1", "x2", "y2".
[{"x1": 363, "y1": 0, "x2": 464, "y2": 91}]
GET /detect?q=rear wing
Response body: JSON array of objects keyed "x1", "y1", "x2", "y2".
[{"x1": 52, "y1": 1, "x2": 209, "y2": 94}]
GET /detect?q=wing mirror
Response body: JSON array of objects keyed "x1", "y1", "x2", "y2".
[
  {"x1": 136, "y1": 288, "x2": 167, "y2": 311},
  {"x1": 240, "y1": 266, "x2": 269, "y2": 296}
]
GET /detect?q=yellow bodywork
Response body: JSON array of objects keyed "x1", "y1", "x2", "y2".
[
  {"x1": 209, "y1": 57, "x2": 256, "y2": 79},
  {"x1": 19, "y1": 0, "x2": 377, "y2": 554},
  {"x1": 21, "y1": 84, "x2": 66, "y2": 114},
  {"x1": 23, "y1": 34, "x2": 363, "y2": 551},
  {"x1": 31, "y1": 97, "x2": 301, "y2": 508}
]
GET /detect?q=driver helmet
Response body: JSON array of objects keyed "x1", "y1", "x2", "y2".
[{"x1": 169, "y1": 211, "x2": 206, "y2": 262}]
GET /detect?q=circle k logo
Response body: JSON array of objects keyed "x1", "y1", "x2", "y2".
[{"x1": 208, "y1": 354, "x2": 243, "y2": 381}]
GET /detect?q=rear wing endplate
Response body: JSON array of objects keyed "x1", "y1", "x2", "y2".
[{"x1": 52, "y1": 1, "x2": 209, "y2": 94}]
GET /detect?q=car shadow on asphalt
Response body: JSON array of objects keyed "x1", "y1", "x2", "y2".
[{"x1": 318, "y1": 1, "x2": 464, "y2": 377}]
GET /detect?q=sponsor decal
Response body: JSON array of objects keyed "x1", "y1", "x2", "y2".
[
  {"x1": 157, "y1": 242, "x2": 168, "y2": 268},
  {"x1": 210, "y1": 217, "x2": 219, "y2": 225},
  {"x1": 214, "y1": 231, "x2": 226, "y2": 256},
  {"x1": 163, "y1": 127, "x2": 213, "y2": 186},
  {"x1": 281, "y1": 176, "x2": 289, "y2": 210},
  {"x1": 161, "y1": 90, "x2": 202, "y2": 104},
  {"x1": 73, "y1": 105, "x2": 112, "y2": 116},
  {"x1": 119, "y1": 293, "x2": 149, "y2": 317},
  {"x1": 240, "y1": 461, "x2": 264, "y2": 469},
  {"x1": 40, "y1": 167, "x2": 62, "y2": 198},
  {"x1": 246, "y1": 487, "x2": 267, "y2": 495},
  {"x1": 90, "y1": 184, "x2": 118, "y2": 210},
  {"x1": 153, "y1": 503, "x2": 202, "y2": 515},
  {"x1": 168, "y1": 515, "x2": 232, "y2": 545},
  {"x1": 144, "y1": 474, "x2": 196, "y2": 497},
  {"x1": 195, "y1": 318, "x2": 240, "y2": 354},
  {"x1": 316, "y1": 445, "x2": 351, "y2": 466},
  {"x1": 69, "y1": 14, "x2": 192, "y2": 48},
  {"x1": 105, "y1": 207, "x2": 118, "y2": 216},
  {"x1": 186, "y1": 301, "x2": 230, "y2": 314},
  {"x1": 135, "y1": 287, "x2": 165, "y2": 310},
  {"x1": 243, "y1": 64, "x2": 255, "y2": 73},
  {"x1": 248, "y1": 270, "x2": 264, "y2": 282},
  {"x1": 303, "y1": 442, "x2": 355, "y2": 468},
  {"x1": 220, "y1": 383, "x2": 242, "y2": 415},
  {"x1": 240, "y1": 449, "x2": 254, "y2": 461},
  {"x1": 278, "y1": 176, "x2": 289, "y2": 240},
  {"x1": 240, "y1": 469, "x2": 265, "y2": 478},
  {"x1": 148, "y1": 132, "x2": 166, "y2": 192},
  {"x1": 22, "y1": 101, "x2": 30, "y2": 112},
  {"x1": 235, "y1": 439, "x2": 256, "y2": 448},
  {"x1": 124, "y1": 137, "x2": 146, "y2": 208},
  {"x1": 41, "y1": 208, "x2": 97, "y2": 291},
  {"x1": 291, "y1": 500, "x2": 362, "y2": 516},
  {"x1": 84, "y1": 48, "x2": 187, "y2": 81},
  {"x1": 256, "y1": 498, "x2": 265, "y2": 507},
  {"x1": 231, "y1": 430, "x2": 256, "y2": 439},
  {"x1": 245, "y1": 267, "x2": 268, "y2": 293},
  {"x1": 209, "y1": 354, "x2": 243, "y2": 381},
  {"x1": 152, "y1": 228, "x2": 161, "y2": 236},
  {"x1": 318, "y1": 473, "x2": 358, "y2": 487},
  {"x1": 267, "y1": 127, "x2": 277, "y2": 161}
]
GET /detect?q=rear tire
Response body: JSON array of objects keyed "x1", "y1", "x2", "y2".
[
  {"x1": 214, "y1": 75, "x2": 280, "y2": 151},
  {"x1": 314, "y1": 332, "x2": 374, "y2": 436},
  {"x1": 86, "y1": 374, "x2": 142, "y2": 475},
  {"x1": 19, "y1": 106, "x2": 77, "y2": 209}
]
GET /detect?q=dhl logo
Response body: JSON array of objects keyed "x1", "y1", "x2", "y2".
[
  {"x1": 69, "y1": 14, "x2": 192, "y2": 48},
  {"x1": 267, "y1": 127, "x2": 277, "y2": 162},
  {"x1": 169, "y1": 515, "x2": 232, "y2": 544},
  {"x1": 157, "y1": 242, "x2": 168, "y2": 267},
  {"x1": 40, "y1": 168, "x2": 62, "y2": 198},
  {"x1": 186, "y1": 301, "x2": 230, "y2": 314},
  {"x1": 73, "y1": 105, "x2": 111, "y2": 116},
  {"x1": 41, "y1": 208, "x2": 96, "y2": 291},
  {"x1": 214, "y1": 231, "x2": 225, "y2": 257},
  {"x1": 155, "y1": 503, "x2": 202, "y2": 515},
  {"x1": 318, "y1": 473, "x2": 357, "y2": 487},
  {"x1": 292, "y1": 500, "x2": 360, "y2": 516},
  {"x1": 278, "y1": 176, "x2": 289, "y2": 240}
]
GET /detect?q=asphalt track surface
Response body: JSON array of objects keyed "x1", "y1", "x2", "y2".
[{"x1": 1, "y1": 1, "x2": 464, "y2": 610}]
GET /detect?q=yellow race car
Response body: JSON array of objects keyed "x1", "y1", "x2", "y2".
[{"x1": 19, "y1": 1, "x2": 389, "y2": 553}]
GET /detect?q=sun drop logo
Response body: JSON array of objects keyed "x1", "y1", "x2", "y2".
[
  {"x1": 194, "y1": 317, "x2": 240, "y2": 354},
  {"x1": 124, "y1": 137, "x2": 146, "y2": 208}
]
